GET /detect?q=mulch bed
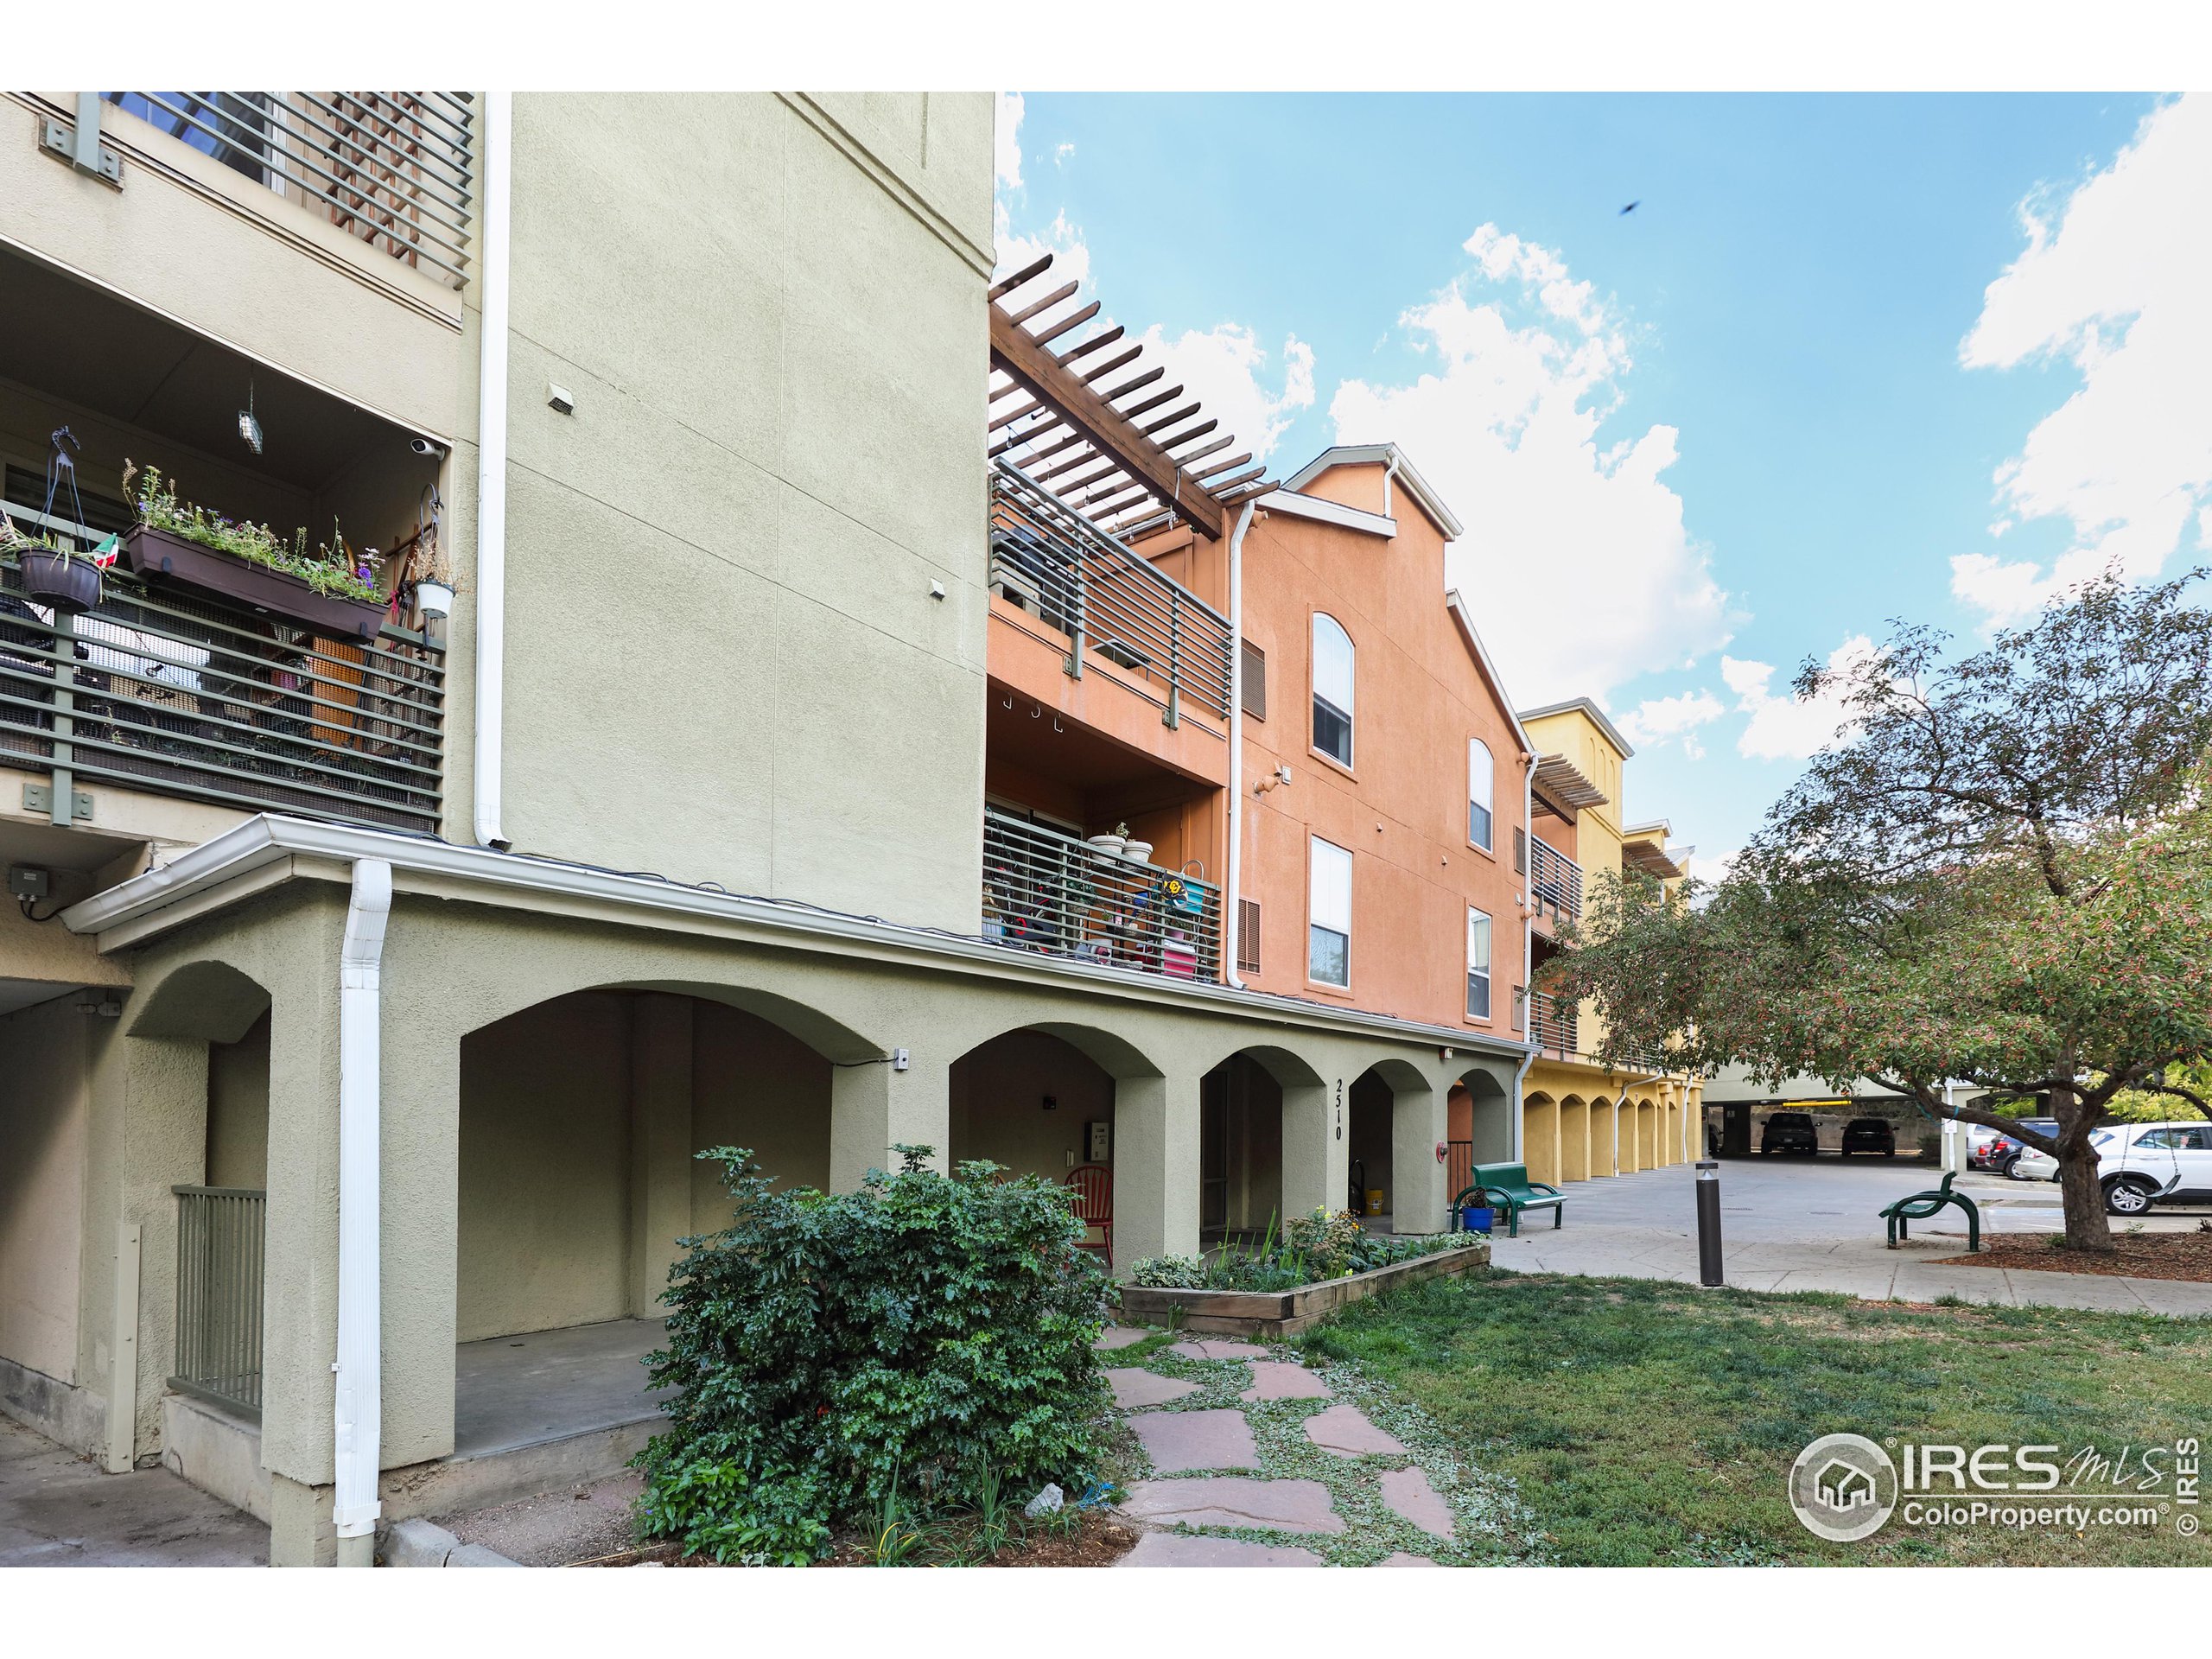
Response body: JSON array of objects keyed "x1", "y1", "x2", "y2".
[
  {"x1": 581, "y1": 1510, "x2": 1137, "y2": 1567},
  {"x1": 1932, "y1": 1226, "x2": 2212, "y2": 1282}
]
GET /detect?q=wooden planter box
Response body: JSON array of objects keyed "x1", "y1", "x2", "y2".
[
  {"x1": 124, "y1": 524, "x2": 388, "y2": 640},
  {"x1": 1116, "y1": 1240, "x2": 1490, "y2": 1338}
]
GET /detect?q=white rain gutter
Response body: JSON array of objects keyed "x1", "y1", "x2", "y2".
[
  {"x1": 332, "y1": 857, "x2": 392, "y2": 1565},
  {"x1": 1224, "y1": 499, "x2": 1258, "y2": 990},
  {"x1": 471, "y1": 91, "x2": 512, "y2": 851}
]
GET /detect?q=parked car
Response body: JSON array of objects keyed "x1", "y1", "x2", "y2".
[
  {"x1": 2011, "y1": 1144, "x2": 2058, "y2": 1181},
  {"x1": 1839, "y1": 1117, "x2": 1897, "y2": 1157},
  {"x1": 1992, "y1": 1118, "x2": 2059, "y2": 1177},
  {"x1": 1966, "y1": 1123, "x2": 2026, "y2": 1171},
  {"x1": 2097, "y1": 1122, "x2": 2212, "y2": 1215},
  {"x1": 1761, "y1": 1111, "x2": 1821, "y2": 1155}
]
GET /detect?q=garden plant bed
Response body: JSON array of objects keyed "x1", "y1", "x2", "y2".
[
  {"x1": 1930, "y1": 1226, "x2": 2212, "y2": 1283},
  {"x1": 124, "y1": 524, "x2": 388, "y2": 639},
  {"x1": 1119, "y1": 1237, "x2": 1489, "y2": 1336}
]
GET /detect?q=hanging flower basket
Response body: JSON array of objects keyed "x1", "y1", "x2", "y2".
[
  {"x1": 123, "y1": 524, "x2": 387, "y2": 639},
  {"x1": 20, "y1": 550, "x2": 102, "y2": 614}
]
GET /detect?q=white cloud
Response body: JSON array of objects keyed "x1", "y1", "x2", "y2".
[
  {"x1": 1617, "y1": 688, "x2": 1726, "y2": 760},
  {"x1": 1955, "y1": 94, "x2": 2212, "y2": 626},
  {"x1": 1331, "y1": 223, "x2": 1733, "y2": 706},
  {"x1": 1054, "y1": 142, "x2": 1076, "y2": 168},
  {"x1": 1137, "y1": 325, "x2": 1315, "y2": 464},
  {"x1": 1684, "y1": 849, "x2": 1738, "y2": 885},
  {"x1": 1721, "y1": 635, "x2": 1877, "y2": 762},
  {"x1": 995, "y1": 92, "x2": 1024, "y2": 190}
]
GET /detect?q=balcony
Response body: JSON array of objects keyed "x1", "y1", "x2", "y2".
[
  {"x1": 3, "y1": 532, "x2": 443, "y2": 834},
  {"x1": 1529, "y1": 835, "x2": 1583, "y2": 927},
  {"x1": 1529, "y1": 989, "x2": 1579, "y2": 1059},
  {"x1": 982, "y1": 808, "x2": 1222, "y2": 982},
  {"x1": 990, "y1": 460, "x2": 1232, "y2": 724},
  {"x1": 99, "y1": 92, "x2": 477, "y2": 288}
]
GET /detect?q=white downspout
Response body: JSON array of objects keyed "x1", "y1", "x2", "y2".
[
  {"x1": 472, "y1": 90, "x2": 512, "y2": 851},
  {"x1": 333, "y1": 858, "x2": 392, "y2": 1565},
  {"x1": 1224, "y1": 500, "x2": 1258, "y2": 989},
  {"x1": 1515, "y1": 748, "x2": 1535, "y2": 1160}
]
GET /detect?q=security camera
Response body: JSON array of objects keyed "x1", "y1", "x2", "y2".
[{"x1": 410, "y1": 437, "x2": 448, "y2": 460}]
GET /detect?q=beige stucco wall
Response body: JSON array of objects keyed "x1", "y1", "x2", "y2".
[
  {"x1": 950, "y1": 1028, "x2": 1116, "y2": 1179},
  {"x1": 490, "y1": 92, "x2": 994, "y2": 930},
  {"x1": 205, "y1": 1009, "x2": 270, "y2": 1189},
  {"x1": 0, "y1": 995, "x2": 88, "y2": 1383},
  {"x1": 691, "y1": 999, "x2": 833, "y2": 1216}
]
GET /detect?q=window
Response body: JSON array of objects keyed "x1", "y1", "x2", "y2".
[
  {"x1": 107, "y1": 93, "x2": 275, "y2": 185},
  {"x1": 1468, "y1": 738, "x2": 1494, "y2": 850},
  {"x1": 1513, "y1": 825, "x2": 1528, "y2": 875},
  {"x1": 1466, "y1": 907, "x2": 1492, "y2": 1020},
  {"x1": 1311, "y1": 613, "x2": 1353, "y2": 766},
  {"x1": 1240, "y1": 639, "x2": 1268, "y2": 720},
  {"x1": 1236, "y1": 897, "x2": 1262, "y2": 975},
  {"x1": 1308, "y1": 837, "x2": 1351, "y2": 987}
]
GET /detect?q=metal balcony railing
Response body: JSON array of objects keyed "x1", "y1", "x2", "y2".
[
  {"x1": 1529, "y1": 990, "x2": 1579, "y2": 1059},
  {"x1": 104, "y1": 92, "x2": 475, "y2": 286},
  {"x1": 171, "y1": 1186, "x2": 266, "y2": 1417},
  {"x1": 1529, "y1": 836, "x2": 1583, "y2": 925},
  {"x1": 3, "y1": 541, "x2": 444, "y2": 834},
  {"x1": 989, "y1": 460, "x2": 1233, "y2": 721},
  {"x1": 982, "y1": 809, "x2": 1222, "y2": 982}
]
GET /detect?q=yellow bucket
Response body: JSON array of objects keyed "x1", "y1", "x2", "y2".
[{"x1": 1366, "y1": 1189, "x2": 1385, "y2": 1217}]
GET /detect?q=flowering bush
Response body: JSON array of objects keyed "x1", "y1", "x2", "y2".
[{"x1": 635, "y1": 1146, "x2": 1112, "y2": 1563}]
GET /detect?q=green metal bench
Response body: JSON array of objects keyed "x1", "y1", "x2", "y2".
[
  {"x1": 1454, "y1": 1162, "x2": 1566, "y2": 1236},
  {"x1": 1878, "y1": 1171, "x2": 1980, "y2": 1251}
]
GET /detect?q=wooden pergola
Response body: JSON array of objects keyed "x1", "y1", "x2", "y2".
[
  {"x1": 1531, "y1": 753, "x2": 1608, "y2": 823},
  {"x1": 988, "y1": 252, "x2": 1274, "y2": 543}
]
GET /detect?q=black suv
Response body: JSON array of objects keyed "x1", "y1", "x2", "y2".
[
  {"x1": 1840, "y1": 1117, "x2": 1897, "y2": 1157},
  {"x1": 1761, "y1": 1111, "x2": 1820, "y2": 1155}
]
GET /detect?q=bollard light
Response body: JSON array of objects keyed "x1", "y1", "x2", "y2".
[{"x1": 1695, "y1": 1159, "x2": 1725, "y2": 1287}]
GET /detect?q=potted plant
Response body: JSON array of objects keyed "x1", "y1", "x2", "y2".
[
  {"x1": 1086, "y1": 823, "x2": 1128, "y2": 865},
  {"x1": 119, "y1": 461, "x2": 389, "y2": 640},
  {"x1": 1, "y1": 511, "x2": 105, "y2": 614}
]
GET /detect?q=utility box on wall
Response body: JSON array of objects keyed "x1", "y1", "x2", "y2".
[{"x1": 1086, "y1": 1120, "x2": 1110, "y2": 1163}]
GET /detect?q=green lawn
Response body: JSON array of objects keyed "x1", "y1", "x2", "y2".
[{"x1": 1299, "y1": 1270, "x2": 2212, "y2": 1566}]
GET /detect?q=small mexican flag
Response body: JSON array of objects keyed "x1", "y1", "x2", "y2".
[{"x1": 89, "y1": 534, "x2": 119, "y2": 570}]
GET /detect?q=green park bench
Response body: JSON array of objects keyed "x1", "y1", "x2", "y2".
[
  {"x1": 1454, "y1": 1162, "x2": 1566, "y2": 1236},
  {"x1": 1878, "y1": 1171, "x2": 1981, "y2": 1251}
]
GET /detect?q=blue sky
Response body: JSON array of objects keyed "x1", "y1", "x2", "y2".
[{"x1": 994, "y1": 92, "x2": 2208, "y2": 868}]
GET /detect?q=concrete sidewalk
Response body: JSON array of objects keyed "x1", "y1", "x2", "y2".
[
  {"x1": 1486, "y1": 1163, "x2": 2212, "y2": 1316},
  {"x1": 0, "y1": 1414, "x2": 264, "y2": 1567}
]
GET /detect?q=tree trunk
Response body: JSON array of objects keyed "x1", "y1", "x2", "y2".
[{"x1": 2056, "y1": 1144, "x2": 2114, "y2": 1251}]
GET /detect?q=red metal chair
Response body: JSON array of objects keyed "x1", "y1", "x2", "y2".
[{"x1": 1065, "y1": 1164, "x2": 1113, "y2": 1268}]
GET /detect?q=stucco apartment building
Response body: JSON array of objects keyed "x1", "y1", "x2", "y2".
[
  {"x1": 1514, "y1": 697, "x2": 1703, "y2": 1188},
  {"x1": 0, "y1": 91, "x2": 1560, "y2": 1567}
]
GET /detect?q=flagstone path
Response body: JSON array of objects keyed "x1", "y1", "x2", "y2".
[{"x1": 1095, "y1": 1325, "x2": 1539, "y2": 1568}]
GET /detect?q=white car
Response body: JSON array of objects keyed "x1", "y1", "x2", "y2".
[{"x1": 2010, "y1": 1122, "x2": 2212, "y2": 1214}]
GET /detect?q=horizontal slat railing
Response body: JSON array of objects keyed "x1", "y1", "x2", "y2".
[
  {"x1": 1529, "y1": 990, "x2": 1579, "y2": 1059},
  {"x1": 3, "y1": 549, "x2": 444, "y2": 832},
  {"x1": 1529, "y1": 836, "x2": 1583, "y2": 925},
  {"x1": 990, "y1": 460, "x2": 1233, "y2": 720},
  {"x1": 982, "y1": 810, "x2": 1221, "y2": 982},
  {"x1": 171, "y1": 1186, "x2": 266, "y2": 1418},
  {"x1": 105, "y1": 92, "x2": 474, "y2": 286}
]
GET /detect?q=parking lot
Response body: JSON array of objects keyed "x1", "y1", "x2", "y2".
[{"x1": 1485, "y1": 1156, "x2": 2212, "y2": 1313}]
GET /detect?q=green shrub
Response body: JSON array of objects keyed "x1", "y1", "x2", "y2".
[
  {"x1": 1126, "y1": 1253, "x2": 1208, "y2": 1287},
  {"x1": 1126, "y1": 1210, "x2": 1476, "y2": 1291},
  {"x1": 635, "y1": 1145, "x2": 1111, "y2": 1561}
]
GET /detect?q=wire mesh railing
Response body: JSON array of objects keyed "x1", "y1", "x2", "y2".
[
  {"x1": 2, "y1": 547, "x2": 444, "y2": 833},
  {"x1": 171, "y1": 1186, "x2": 266, "y2": 1417},
  {"x1": 1529, "y1": 835, "x2": 1584, "y2": 925},
  {"x1": 989, "y1": 460, "x2": 1233, "y2": 721},
  {"x1": 982, "y1": 810, "x2": 1222, "y2": 982},
  {"x1": 104, "y1": 92, "x2": 475, "y2": 286}
]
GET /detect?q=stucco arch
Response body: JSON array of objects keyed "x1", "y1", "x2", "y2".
[
  {"x1": 1559, "y1": 1093, "x2": 1591, "y2": 1183},
  {"x1": 950, "y1": 1017, "x2": 1166, "y2": 1081},
  {"x1": 580, "y1": 979, "x2": 880, "y2": 1065},
  {"x1": 127, "y1": 957, "x2": 272, "y2": 1043},
  {"x1": 1199, "y1": 1039, "x2": 1327, "y2": 1090}
]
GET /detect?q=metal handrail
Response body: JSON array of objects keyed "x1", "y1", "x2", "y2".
[
  {"x1": 105, "y1": 92, "x2": 475, "y2": 286},
  {"x1": 982, "y1": 810, "x2": 1222, "y2": 982},
  {"x1": 989, "y1": 460, "x2": 1233, "y2": 720},
  {"x1": 1529, "y1": 836, "x2": 1584, "y2": 924},
  {"x1": 171, "y1": 1186, "x2": 266, "y2": 1418},
  {"x1": 3, "y1": 546, "x2": 444, "y2": 833}
]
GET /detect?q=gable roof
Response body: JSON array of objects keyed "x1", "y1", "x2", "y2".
[
  {"x1": 1517, "y1": 695, "x2": 1637, "y2": 761},
  {"x1": 1284, "y1": 443, "x2": 1464, "y2": 541},
  {"x1": 1445, "y1": 589, "x2": 1531, "y2": 756}
]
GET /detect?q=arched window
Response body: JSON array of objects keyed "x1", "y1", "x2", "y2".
[
  {"x1": 1468, "y1": 737, "x2": 1494, "y2": 850},
  {"x1": 1312, "y1": 613, "x2": 1353, "y2": 766}
]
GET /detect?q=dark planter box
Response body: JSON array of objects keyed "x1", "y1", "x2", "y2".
[
  {"x1": 124, "y1": 524, "x2": 387, "y2": 640},
  {"x1": 1116, "y1": 1239, "x2": 1490, "y2": 1338}
]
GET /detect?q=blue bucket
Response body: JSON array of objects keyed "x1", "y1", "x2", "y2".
[{"x1": 1460, "y1": 1205, "x2": 1495, "y2": 1235}]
